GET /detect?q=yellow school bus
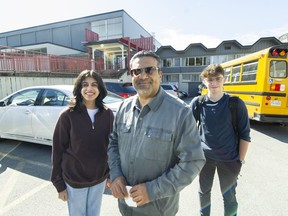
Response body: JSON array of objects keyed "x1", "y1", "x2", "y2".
[{"x1": 219, "y1": 44, "x2": 288, "y2": 123}]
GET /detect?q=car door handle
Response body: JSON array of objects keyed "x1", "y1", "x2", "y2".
[{"x1": 25, "y1": 109, "x2": 32, "y2": 114}]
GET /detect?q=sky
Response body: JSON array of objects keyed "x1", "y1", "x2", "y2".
[{"x1": 1, "y1": 0, "x2": 288, "y2": 50}]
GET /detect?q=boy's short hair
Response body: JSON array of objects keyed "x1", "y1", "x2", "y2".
[{"x1": 200, "y1": 64, "x2": 225, "y2": 80}]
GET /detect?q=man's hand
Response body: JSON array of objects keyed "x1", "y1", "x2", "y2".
[
  {"x1": 110, "y1": 176, "x2": 128, "y2": 199},
  {"x1": 130, "y1": 183, "x2": 150, "y2": 206},
  {"x1": 58, "y1": 189, "x2": 68, "y2": 201},
  {"x1": 106, "y1": 178, "x2": 111, "y2": 189}
]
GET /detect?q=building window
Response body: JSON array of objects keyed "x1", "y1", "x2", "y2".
[
  {"x1": 182, "y1": 74, "x2": 191, "y2": 81},
  {"x1": 206, "y1": 57, "x2": 211, "y2": 65},
  {"x1": 162, "y1": 74, "x2": 179, "y2": 82},
  {"x1": 209, "y1": 56, "x2": 217, "y2": 64},
  {"x1": 174, "y1": 58, "x2": 180, "y2": 66},
  {"x1": 27, "y1": 48, "x2": 47, "y2": 54},
  {"x1": 227, "y1": 55, "x2": 235, "y2": 61},
  {"x1": 195, "y1": 57, "x2": 202, "y2": 66},
  {"x1": 163, "y1": 58, "x2": 173, "y2": 67},
  {"x1": 170, "y1": 74, "x2": 179, "y2": 82},
  {"x1": 184, "y1": 57, "x2": 207, "y2": 66},
  {"x1": 210, "y1": 54, "x2": 247, "y2": 65},
  {"x1": 203, "y1": 57, "x2": 207, "y2": 65},
  {"x1": 107, "y1": 17, "x2": 122, "y2": 38},
  {"x1": 91, "y1": 17, "x2": 123, "y2": 40},
  {"x1": 185, "y1": 57, "x2": 194, "y2": 66},
  {"x1": 191, "y1": 74, "x2": 200, "y2": 82},
  {"x1": 218, "y1": 55, "x2": 228, "y2": 64}
]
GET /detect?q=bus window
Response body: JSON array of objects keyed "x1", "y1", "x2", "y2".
[
  {"x1": 270, "y1": 61, "x2": 287, "y2": 78},
  {"x1": 242, "y1": 62, "x2": 257, "y2": 81},
  {"x1": 224, "y1": 67, "x2": 231, "y2": 83},
  {"x1": 232, "y1": 65, "x2": 241, "y2": 82}
]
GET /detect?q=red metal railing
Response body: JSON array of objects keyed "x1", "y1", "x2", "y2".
[
  {"x1": 0, "y1": 46, "x2": 92, "y2": 74},
  {"x1": 85, "y1": 29, "x2": 99, "y2": 42},
  {"x1": 0, "y1": 45, "x2": 129, "y2": 77},
  {"x1": 130, "y1": 37, "x2": 154, "y2": 51}
]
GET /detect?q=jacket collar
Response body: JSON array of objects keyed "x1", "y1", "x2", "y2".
[{"x1": 131, "y1": 87, "x2": 165, "y2": 112}]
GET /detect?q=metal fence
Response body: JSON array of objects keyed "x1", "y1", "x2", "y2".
[{"x1": 0, "y1": 46, "x2": 92, "y2": 74}]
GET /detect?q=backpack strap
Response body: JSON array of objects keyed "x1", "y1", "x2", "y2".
[
  {"x1": 194, "y1": 95, "x2": 206, "y2": 128},
  {"x1": 228, "y1": 96, "x2": 239, "y2": 135},
  {"x1": 195, "y1": 95, "x2": 239, "y2": 134}
]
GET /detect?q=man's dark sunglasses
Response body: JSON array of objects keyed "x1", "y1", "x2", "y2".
[{"x1": 130, "y1": 66, "x2": 159, "y2": 77}]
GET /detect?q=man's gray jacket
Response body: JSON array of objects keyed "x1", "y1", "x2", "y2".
[{"x1": 108, "y1": 88, "x2": 205, "y2": 216}]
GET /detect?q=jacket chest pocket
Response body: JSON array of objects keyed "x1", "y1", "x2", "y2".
[{"x1": 142, "y1": 128, "x2": 173, "y2": 161}]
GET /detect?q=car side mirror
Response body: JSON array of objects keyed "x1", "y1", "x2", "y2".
[{"x1": 0, "y1": 101, "x2": 5, "y2": 107}]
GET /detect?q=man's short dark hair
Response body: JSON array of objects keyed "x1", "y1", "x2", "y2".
[{"x1": 129, "y1": 50, "x2": 161, "y2": 68}]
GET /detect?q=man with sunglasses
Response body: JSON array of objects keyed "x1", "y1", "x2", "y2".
[
  {"x1": 190, "y1": 64, "x2": 251, "y2": 216},
  {"x1": 108, "y1": 50, "x2": 205, "y2": 216}
]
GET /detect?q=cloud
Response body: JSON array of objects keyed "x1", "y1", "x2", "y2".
[
  {"x1": 234, "y1": 26, "x2": 288, "y2": 45},
  {"x1": 156, "y1": 25, "x2": 288, "y2": 50},
  {"x1": 156, "y1": 28, "x2": 226, "y2": 50}
]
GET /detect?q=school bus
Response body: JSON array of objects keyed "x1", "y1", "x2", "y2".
[{"x1": 220, "y1": 44, "x2": 288, "y2": 123}]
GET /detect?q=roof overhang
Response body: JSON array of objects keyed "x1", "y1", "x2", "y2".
[{"x1": 83, "y1": 38, "x2": 136, "y2": 55}]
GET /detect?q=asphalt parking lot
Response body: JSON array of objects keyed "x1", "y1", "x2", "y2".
[{"x1": 1, "y1": 105, "x2": 288, "y2": 216}]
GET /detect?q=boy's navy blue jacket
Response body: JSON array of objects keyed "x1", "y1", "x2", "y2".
[{"x1": 190, "y1": 93, "x2": 251, "y2": 161}]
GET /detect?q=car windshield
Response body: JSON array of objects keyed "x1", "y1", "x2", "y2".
[
  {"x1": 104, "y1": 92, "x2": 124, "y2": 104},
  {"x1": 161, "y1": 85, "x2": 173, "y2": 90},
  {"x1": 105, "y1": 82, "x2": 136, "y2": 93},
  {"x1": 122, "y1": 86, "x2": 137, "y2": 93}
]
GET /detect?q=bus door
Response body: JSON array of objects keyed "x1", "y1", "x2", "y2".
[{"x1": 265, "y1": 58, "x2": 288, "y2": 118}]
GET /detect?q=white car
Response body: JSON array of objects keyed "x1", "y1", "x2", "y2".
[
  {"x1": 160, "y1": 83, "x2": 179, "y2": 97},
  {"x1": 0, "y1": 85, "x2": 123, "y2": 146}
]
